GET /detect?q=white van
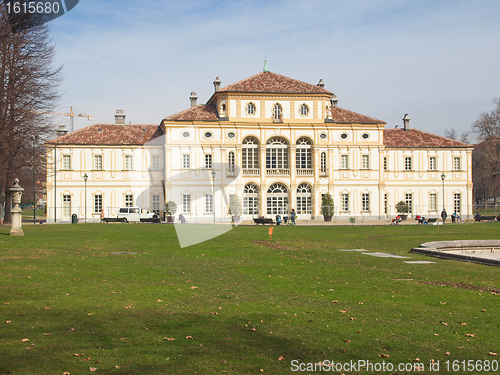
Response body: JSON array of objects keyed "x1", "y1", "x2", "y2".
[{"x1": 117, "y1": 207, "x2": 154, "y2": 222}]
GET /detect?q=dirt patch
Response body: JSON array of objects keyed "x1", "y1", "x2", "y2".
[
  {"x1": 252, "y1": 240, "x2": 300, "y2": 252},
  {"x1": 419, "y1": 281, "x2": 500, "y2": 293}
]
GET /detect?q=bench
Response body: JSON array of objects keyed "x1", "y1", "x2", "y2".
[
  {"x1": 427, "y1": 218, "x2": 438, "y2": 223},
  {"x1": 253, "y1": 218, "x2": 274, "y2": 225},
  {"x1": 479, "y1": 215, "x2": 497, "y2": 222},
  {"x1": 140, "y1": 218, "x2": 161, "y2": 223},
  {"x1": 102, "y1": 217, "x2": 128, "y2": 223}
]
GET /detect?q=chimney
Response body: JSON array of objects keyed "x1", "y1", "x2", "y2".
[
  {"x1": 56, "y1": 124, "x2": 68, "y2": 136},
  {"x1": 317, "y1": 79, "x2": 325, "y2": 88},
  {"x1": 330, "y1": 94, "x2": 338, "y2": 108},
  {"x1": 114, "y1": 110, "x2": 126, "y2": 124},
  {"x1": 213, "y1": 76, "x2": 221, "y2": 92},
  {"x1": 189, "y1": 92, "x2": 198, "y2": 107},
  {"x1": 402, "y1": 114, "x2": 410, "y2": 131}
]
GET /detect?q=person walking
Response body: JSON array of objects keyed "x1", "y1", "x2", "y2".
[
  {"x1": 441, "y1": 209, "x2": 447, "y2": 224},
  {"x1": 290, "y1": 208, "x2": 296, "y2": 226}
]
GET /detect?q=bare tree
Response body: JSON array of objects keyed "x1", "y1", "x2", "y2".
[
  {"x1": 444, "y1": 128, "x2": 457, "y2": 140},
  {"x1": 0, "y1": 2, "x2": 61, "y2": 223},
  {"x1": 471, "y1": 97, "x2": 500, "y2": 207}
]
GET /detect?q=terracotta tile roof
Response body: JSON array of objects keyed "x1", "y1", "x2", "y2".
[
  {"x1": 331, "y1": 107, "x2": 385, "y2": 124},
  {"x1": 46, "y1": 124, "x2": 162, "y2": 145},
  {"x1": 163, "y1": 103, "x2": 218, "y2": 121},
  {"x1": 384, "y1": 128, "x2": 472, "y2": 148},
  {"x1": 218, "y1": 71, "x2": 333, "y2": 94}
]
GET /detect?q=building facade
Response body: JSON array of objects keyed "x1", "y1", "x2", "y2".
[{"x1": 45, "y1": 71, "x2": 473, "y2": 222}]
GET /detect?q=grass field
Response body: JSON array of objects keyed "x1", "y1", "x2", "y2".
[{"x1": 0, "y1": 223, "x2": 499, "y2": 374}]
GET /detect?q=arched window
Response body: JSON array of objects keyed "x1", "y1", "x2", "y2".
[
  {"x1": 242, "y1": 136, "x2": 259, "y2": 170},
  {"x1": 243, "y1": 183, "x2": 259, "y2": 215},
  {"x1": 273, "y1": 103, "x2": 282, "y2": 122},
  {"x1": 296, "y1": 137, "x2": 312, "y2": 170},
  {"x1": 296, "y1": 183, "x2": 312, "y2": 215},
  {"x1": 299, "y1": 104, "x2": 309, "y2": 116},
  {"x1": 266, "y1": 183, "x2": 289, "y2": 215},
  {"x1": 246, "y1": 102, "x2": 256, "y2": 115},
  {"x1": 266, "y1": 137, "x2": 289, "y2": 170}
]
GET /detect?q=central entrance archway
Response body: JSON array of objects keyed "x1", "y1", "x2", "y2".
[{"x1": 266, "y1": 183, "x2": 289, "y2": 215}]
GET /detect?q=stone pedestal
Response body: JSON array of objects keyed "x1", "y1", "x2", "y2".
[{"x1": 9, "y1": 178, "x2": 24, "y2": 236}]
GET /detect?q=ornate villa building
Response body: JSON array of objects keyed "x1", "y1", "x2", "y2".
[{"x1": 45, "y1": 70, "x2": 473, "y2": 222}]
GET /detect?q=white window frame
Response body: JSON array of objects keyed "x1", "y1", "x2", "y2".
[
  {"x1": 405, "y1": 193, "x2": 413, "y2": 215},
  {"x1": 62, "y1": 155, "x2": 71, "y2": 170},
  {"x1": 361, "y1": 193, "x2": 370, "y2": 212},
  {"x1": 320, "y1": 152, "x2": 327, "y2": 173},
  {"x1": 124, "y1": 155, "x2": 133, "y2": 171},
  {"x1": 299, "y1": 104, "x2": 309, "y2": 116},
  {"x1": 341, "y1": 155, "x2": 349, "y2": 169},
  {"x1": 361, "y1": 155, "x2": 370, "y2": 169},
  {"x1": 205, "y1": 154, "x2": 213, "y2": 169},
  {"x1": 246, "y1": 102, "x2": 256, "y2": 115},
  {"x1": 152, "y1": 155, "x2": 160, "y2": 170},
  {"x1": 182, "y1": 154, "x2": 191, "y2": 169},
  {"x1": 341, "y1": 193, "x2": 349, "y2": 212},
  {"x1": 94, "y1": 195, "x2": 102, "y2": 213},
  {"x1": 205, "y1": 194, "x2": 213, "y2": 213},
  {"x1": 94, "y1": 155, "x2": 103, "y2": 170},
  {"x1": 383, "y1": 156, "x2": 388, "y2": 171},
  {"x1": 182, "y1": 194, "x2": 191, "y2": 213},
  {"x1": 429, "y1": 157, "x2": 437, "y2": 171},
  {"x1": 152, "y1": 194, "x2": 160, "y2": 215},
  {"x1": 429, "y1": 193, "x2": 437, "y2": 211},
  {"x1": 125, "y1": 194, "x2": 133, "y2": 207},
  {"x1": 453, "y1": 157, "x2": 461, "y2": 171},
  {"x1": 404, "y1": 157, "x2": 412, "y2": 171}
]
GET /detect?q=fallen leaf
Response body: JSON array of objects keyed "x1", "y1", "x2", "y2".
[
  {"x1": 90, "y1": 367, "x2": 97, "y2": 372},
  {"x1": 164, "y1": 338, "x2": 175, "y2": 341},
  {"x1": 5, "y1": 321, "x2": 11, "y2": 324},
  {"x1": 73, "y1": 353, "x2": 84, "y2": 357},
  {"x1": 43, "y1": 333, "x2": 51, "y2": 336},
  {"x1": 378, "y1": 354, "x2": 390, "y2": 358},
  {"x1": 442, "y1": 322, "x2": 448, "y2": 326},
  {"x1": 251, "y1": 328, "x2": 256, "y2": 331},
  {"x1": 344, "y1": 340, "x2": 351, "y2": 343},
  {"x1": 413, "y1": 358, "x2": 420, "y2": 361},
  {"x1": 87, "y1": 313, "x2": 93, "y2": 316},
  {"x1": 278, "y1": 356, "x2": 285, "y2": 361},
  {"x1": 63, "y1": 372, "x2": 70, "y2": 375},
  {"x1": 465, "y1": 334, "x2": 476, "y2": 337},
  {"x1": 157, "y1": 299, "x2": 163, "y2": 303},
  {"x1": 433, "y1": 334, "x2": 439, "y2": 336},
  {"x1": 490, "y1": 352, "x2": 497, "y2": 356},
  {"x1": 21, "y1": 338, "x2": 30, "y2": 343},
  {"x1": 332, "y1": 300, "x2": 338, "y2": 303},
  {"x1": 446, "y1": 352, "x2": 451, "y2": 355},
  {"x1": 350, "y1": 317, "x2": 356, "y2": 320},
  {"x1": 339, "y1": 310, "x2": 347, "y2": 313},
  {"x1": 185, "y1": 336, "x2": 194, "y2": 339},
  {"x1": 190, "y1": 286, "x2": 198, "y2": 289}
]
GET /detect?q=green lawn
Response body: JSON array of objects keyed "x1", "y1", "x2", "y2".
[{"x1": 0, "y1": 223, "x2": 499, "y2": 374}]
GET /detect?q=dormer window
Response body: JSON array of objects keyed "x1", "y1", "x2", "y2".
[
  {"x1": 246, "y1": 102, "x2": 256, "y2": 115},
  {"x1": 299, "y1": 104, "x2": 309, "y2": 116},
  {"x1": 220, "y1": 103, "x2": 226, "y2": 116}
]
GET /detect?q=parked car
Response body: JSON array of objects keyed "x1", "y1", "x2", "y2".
[{"x1": 117, "y1": 207, "x2": 154, "y2": 222}]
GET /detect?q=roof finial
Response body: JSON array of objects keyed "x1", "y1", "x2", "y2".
[{"x1": 263, "y1": 51, "x2": 269, "y2": 72}]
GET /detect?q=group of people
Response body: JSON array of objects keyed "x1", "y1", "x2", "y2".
[{"x1": 275, "y1": 208, "x2": 296, "y2": 226}]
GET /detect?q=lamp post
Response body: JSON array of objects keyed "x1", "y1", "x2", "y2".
[
  {"x1": 441, "y1": 173, "x2": 446, "y2": 212},
  {"x1": 83, "y1": 173, "x2": 88, "y2": 223},
  {"x1": 211, "y1": 169, "x2": 216, "y2": 224}
]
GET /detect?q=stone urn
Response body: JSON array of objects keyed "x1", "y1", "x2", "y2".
[{"x1": 10, "y1": 178, "x2": 24, "y2": 236}]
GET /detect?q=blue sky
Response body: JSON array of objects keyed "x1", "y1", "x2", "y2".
[{"x1": 49, "y1": 0, "x2": 500, "y2": 139}]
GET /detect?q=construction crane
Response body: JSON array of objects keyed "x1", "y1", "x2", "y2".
[{"x1": 38, "y1": 107, "x2": 93, "y2": 133}]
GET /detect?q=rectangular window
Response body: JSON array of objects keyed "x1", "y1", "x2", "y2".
[
  {"x1": 429, "y1": 193, "x2": 437, "y2": 211},
  {"x1": 341, "y1": 155, "x2": 349, "y2": 169},
  {"x1": 320, "y1": 152, "x2": 327, "y2": 173},
  {"x1": 243, "y1": 197, "x2": 259, "y2": 215},
  {"x1": 383, "y1": 157, "x2": 388, "y2": 171},
  {"x1": 62, "y1": 195, "x2": 71, "y2": 219},
  {"x1": 205, "y1": 154, "x2": 212, "y2": 169},
  {"x1": 384, "y1": 193, "x2": 388, "y2": 214},
  {"x1": 182, "y1": 154, "x2": 190, "y2": 169},
  {"x1": 296, "y1": 196, "x2": 311, "y2": 214},
  {"x1": 125, "y1": 194, "x2": 133, "y2": 207},
  {"x1": 454, "y1": 193, "x2": 461, "y2": 214},
  {"x1": 362, "y1": 155, "x2": 369, "y2": 169},
  {"x1": 94, "y1": 195, "x2": 102, "y2": 213},
  {"x1": 341, "y1": 193, "x2": 349, "y2": 212},
  {"x1": 453, "y1": 157, "x2": 461, "y2": 171},
  {"x1": 362, "y1": 193, "x2": 370, "y2": 212},
  {"x1": 296, "y1": 148, "x2": 311, "y2": 169},
  {"x1": 182, "y1": 194, "x2": 191, "y2": 213},
  {"x1": 405, "y1": 193, "x2": 413, "y2": 215},
  {"x1": 152, "y1": 194, "x2": 160, "y2": 215},
  {"x1": 124, "y1": 155, "x2": 133, "y2": 170},
  {"x1": 429, "y1": 157, "x2": 437, "y2": 171},
  {"x1": 242, "y1": 148, "x2": 258, "y2": 169},
  {"x1": 205, "y1": 194, "x2": 213, "y2": 213},
  {"x1": 404, "y1": 157, "x2": 412, "y2": 171},
  {"x1": 62, "y1": 155, "x2": 71, "y2": 170},
  {"x1": 94, "y1": 155, "x2": 103, "y2": 170},
  {"x1": 152, "y1": 155, "x2": 160, "y2": 170}
]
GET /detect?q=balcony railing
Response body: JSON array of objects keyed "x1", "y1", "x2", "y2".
[
  {"x1": 267, "y1": 168, "x2": 290, "y2": 176},
  {"x1": 227, "y1": 167, "x2": 236, "y2": 177},
  {"x1": 320, "y1": 170, "x2": 328, "y2": 177},
  {"x1": 243, "y1": 168, "x2": 260, "y2": 176},
  {"x1": 296, "y1": 168, "x2": 314, "y2": 176}
]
